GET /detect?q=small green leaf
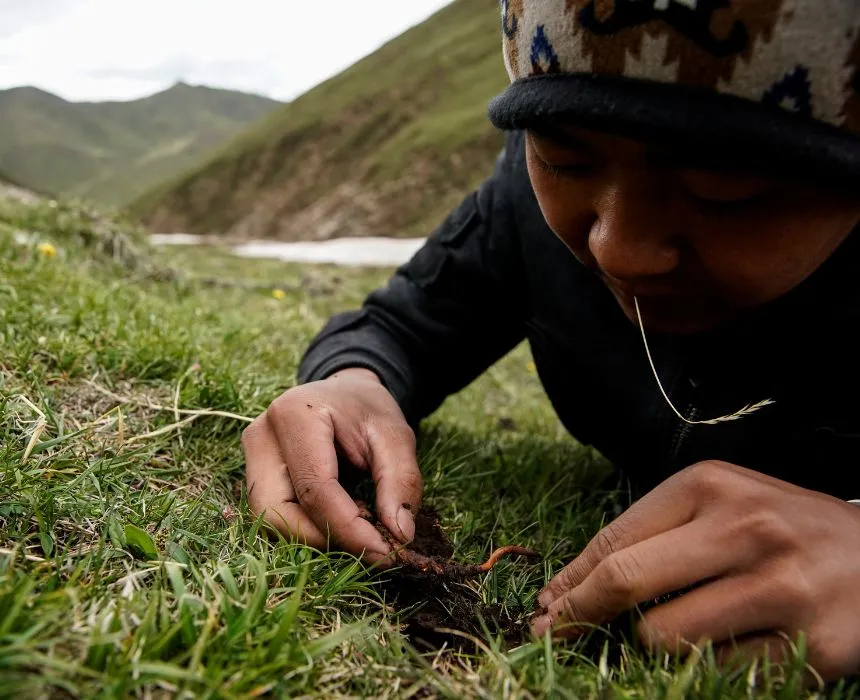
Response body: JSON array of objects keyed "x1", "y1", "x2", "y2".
[
  {"x1": 165, "y1": 562, "x2": 187, "y2": 601},
  {"x1": 107, "y1": 513, "x2": 125, "y2": 548},
  {"x1": 39, "y1": 531, "x2": 54, "y2": 557},
  {"x1": 124, "y1": 524, "x2": 158, "y2": 560},
  {"x1": 166, "y1": 541, "x2": 190, "y2": 566}
]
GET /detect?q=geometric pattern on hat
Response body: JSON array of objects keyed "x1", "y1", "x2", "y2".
[{"x1": 500, "y1": 0, "x2": 860, "y2": 132}]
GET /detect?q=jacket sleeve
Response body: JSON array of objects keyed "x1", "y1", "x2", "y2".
[{"x1": 297, "y1": 131, "x2": 530, "y2": 425}]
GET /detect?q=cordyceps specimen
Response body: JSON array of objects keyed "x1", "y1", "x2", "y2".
[
  {"x1": 370, "y1": 504, "x2": 540, "y2": 580},
  {"x1": 390, "y1": 542, "x2": 540, "y2": 579}
]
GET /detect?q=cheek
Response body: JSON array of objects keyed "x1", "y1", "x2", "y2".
[
  {"x1": 691, "y1": 199, "x2": 859, "y2": 305},
  {"x1": 526, "y1": 156, "x2": 596, "y2": 253}
]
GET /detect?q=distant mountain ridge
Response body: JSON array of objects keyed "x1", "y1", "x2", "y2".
[
  {"x1": 0, "y1": 82, "x2": 280, "y2": 207},
  {"x1": 0, "y1": 168, "x2": 33, "y2": 190},
  {"x1": 132, "y1": 0, "x2": 509, "y2": 240}
]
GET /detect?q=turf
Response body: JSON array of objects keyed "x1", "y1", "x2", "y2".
[{"x1": 1, "y1": 197, "x2": 856, "y2": 698}]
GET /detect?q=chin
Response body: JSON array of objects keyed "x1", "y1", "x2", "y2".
[{"x1": 626, "y1": 312, "x2": 721, "y2": 335}]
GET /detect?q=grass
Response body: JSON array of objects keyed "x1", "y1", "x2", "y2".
[
  {"x1": 1, "y1": 196, "x2": 857, "y2": 699},
  {"x1": 130, "y1": 0, "x2": 509, "y2": 241}
]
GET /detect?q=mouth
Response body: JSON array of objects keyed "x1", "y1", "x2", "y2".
[
  {"x1": 604, "y1": 279, "x2": 690, "y2": 308},
  {"x1": 602, "y1": 280, "x2": 719, "y2": 333}
]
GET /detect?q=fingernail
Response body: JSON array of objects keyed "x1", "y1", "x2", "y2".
[
  {"x1": 396, "y1": 507, "x2": 415, "y2": 543},
  {"x1": 532, "y1": 614, "x2": 551, "y2": 638}
]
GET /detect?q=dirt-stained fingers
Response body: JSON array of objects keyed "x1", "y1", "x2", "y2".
[
  {"x1": 266, "y1": 396, "x2": 393, "y2": 562},
  {"x1": 364, "y1": 419, "x2": 422, "y2": 544},
  {"x1": 242, "y1": 415, "x2": 327, "y2": 549}
]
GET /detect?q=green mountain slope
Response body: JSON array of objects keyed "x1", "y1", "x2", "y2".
[
  {"x1": 132, "y1": 0, "x2": 509, "y2": 240},
  {"x1": 0, "y1": 168, "x2": 31, "y2": 189},
  {"x1": 0, "y1": 83, "x2": 280, "y2": 207}
]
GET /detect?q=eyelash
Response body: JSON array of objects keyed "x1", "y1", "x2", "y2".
[
  {"x1": 532, "y1": 142, "x2": 771, "y2": 208},
  {"x1": 685, "y1": 189, "x2": 770, "y2": 212},
  {"x1": 533, "y1": 152, "x2": 594, "y2": 179}
]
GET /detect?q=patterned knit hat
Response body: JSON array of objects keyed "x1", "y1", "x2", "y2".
[{"x1": 487, "y1": 0, "x2": 860, "y2": 183}]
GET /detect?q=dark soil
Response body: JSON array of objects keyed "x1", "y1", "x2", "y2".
[{"x1": 370, "y1": 505, "x2": 540, "y2": 651}]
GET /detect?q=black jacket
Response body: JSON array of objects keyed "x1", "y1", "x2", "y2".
[{"x1": 299, "y1": 131, "x2": 860, "y2": 499}]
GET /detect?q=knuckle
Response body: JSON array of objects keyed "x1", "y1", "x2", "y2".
[
  {"x1": 558, "y1": 594, "x2": 587, "y2": 627},
  {"x1": 373, "y1": 417, "x2": 416, "y2": 447},
  {"x1": 773, "y1": 563, "x2": 814, "y2": 610},
  {"x1": 241, "y1": 424, "x2": 256, "y2": 447},
  {"x1": 558, "y1": 563, "x2": 579, "y2": 591},
  {"x1": 399, "y1": 468, "x2": 423, "y2": 495},
  {"x1": 241, "y1": 416, "x2": 266, "y2": 447},
  {"x1": 591, "y1": 523, "x2": 626, "y2": 561},
  {"x1": 737, "y1": 510, "x2": 795, "y2": 550},
  {"x1": 399, "y1": 423, "x2": 417, "y2": 450},
  {"x1": 267, "y1": 390, "x2": 333, "y2": 433},
  {"x1": 266, "y1": 392, "x2": 299, "y2": 424},
  {"x1": 683, "y1": 460, "x2": 733, "y2": 495},
  {"x1": 596, "y1": 553, "x2": 638, "y2": 604}
]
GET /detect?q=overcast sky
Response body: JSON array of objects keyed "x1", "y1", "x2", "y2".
[{"x1": 0, "y1": 0, "x2": 455, "y2": 102}]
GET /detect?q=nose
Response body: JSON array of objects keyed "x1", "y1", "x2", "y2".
[{"x1": 588, "y1": 172, "x2": 681, "y2": 282}]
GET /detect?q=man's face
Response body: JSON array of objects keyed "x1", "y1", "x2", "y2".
[{"x1": 526, "y1": 125, "x2": 860, "y2": 334}]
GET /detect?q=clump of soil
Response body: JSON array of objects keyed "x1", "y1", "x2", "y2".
[{"x1": 367, "y1": 504, "x2": 541, "y2": 651}]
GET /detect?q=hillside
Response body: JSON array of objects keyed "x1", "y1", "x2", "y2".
[
  {"x1": 0, "y1": 168, "x2": 31, "y2": 189},
  {"x1": 132, "y1": 0, "x2": 509, "y2": 240},
  {"x1": 0, "y1": 83, "x2": 280, "y2": 207},
  {"x1": 0, "y1": 167, "x2": 41, "y2": 203}
]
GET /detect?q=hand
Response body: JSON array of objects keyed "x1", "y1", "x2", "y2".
[
  {"x1": 533, "y1": 461, "x2": 860, "y2": 681},
  {"x1": 242, "y1": 368, "x2": 423, "y2": 565}
]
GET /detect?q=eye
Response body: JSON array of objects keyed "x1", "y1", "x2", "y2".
[
  {"x1": 678, "y1": 170, "x2": 772, "y2": 205},
  {"x1": 528, "y1": 132, "x2": 596, "y2": 179}
]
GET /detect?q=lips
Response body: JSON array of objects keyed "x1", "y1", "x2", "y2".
[
  {"x1": 606, "y1": 282, "x2": 689, "y2": 307},
  {"x1": 602, "y1": 279, "x2": 717, "y2": 331},
  {"x1": 601, "y1": 273, "x2": 688, "y2": 298}
]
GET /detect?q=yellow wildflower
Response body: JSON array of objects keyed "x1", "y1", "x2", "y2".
[
  {"x1": 271, "y1": 288, "x2": 286, "y2": 300},
  {"x1": 526, "y1": 361, "x2": 537, "y2": 374},
  {"x1": 37, "y1": 242, "x2": 57, "y2": 258}
]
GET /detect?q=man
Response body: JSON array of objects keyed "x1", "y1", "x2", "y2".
[{"x1": 243, "y1": 0, "x2": 860, "y2": 680}]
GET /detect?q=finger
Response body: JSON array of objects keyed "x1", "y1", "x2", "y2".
[
  {"x1": 713, "y1": 632, "x2": 792, "y2": 671},
  {"x1": 365, "y1": 420, "x2": 422, "y2": 544},
  {"x1": 268, "y1": 401, "x2": 392, "y2": 562},
  {"x1": 715, "y1": 633, "x2": 829, "y2": 690},
  {"x1": 262, "y1": 502, "x2": 331, "y2": 549},
  {"x1": 538, "y1": 484, "x2": 701, "y2": 608},
  {"x1": 535, "y1": 513, "x2": 763, "y2": 637},
  {"x1": 636, "y1": 572, "x2": 795, "y2": 654},
  {"x1": 243, "y1": 418, "x2": 328, "y2": 548}
]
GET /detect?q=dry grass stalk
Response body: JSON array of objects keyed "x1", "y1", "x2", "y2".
[
  {"x1": 13, "y1": 395, "x2": 48, "y2": 462},
  {"x1": 634, "y1": 297, "x2": 775, "y2": 426},
  {"x1": 84, "y1": 380, "x2": 254, "y2": 424},
  {"x1": 172, "y1": 363, "x2": 201, "y2": 448}
]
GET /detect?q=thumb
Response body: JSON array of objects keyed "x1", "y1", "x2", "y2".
[{"x1": 366, "y1": 420, "x2": 423, "y2": 544}]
